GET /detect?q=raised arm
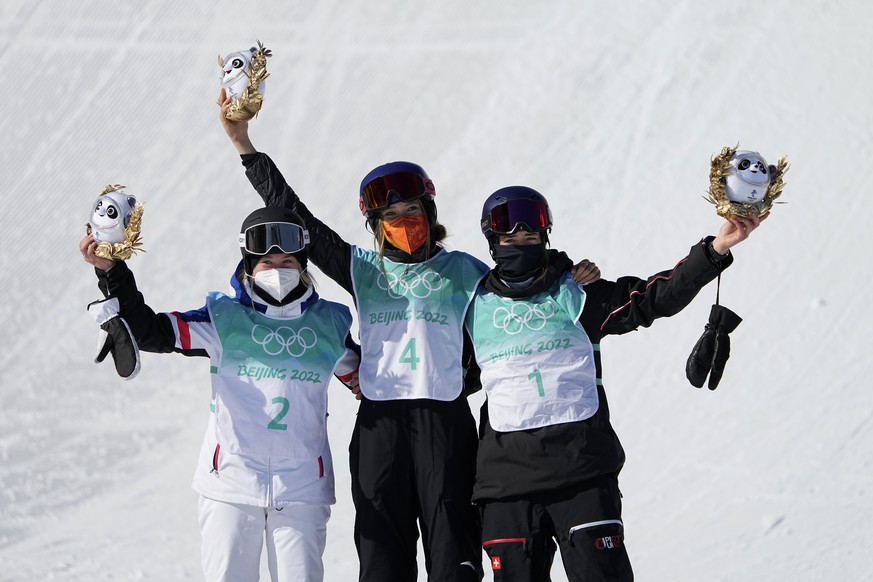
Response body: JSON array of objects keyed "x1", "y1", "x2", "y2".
[
  {"x1": 585, "y1": 213, "x2": 766, "y2": 336},
  {"x1": 218, "y1": 90, "x2": 355, "y2": 294},
  {"x1": 219, "y1": 88, "x2": 257, "y2": 155},
  {"x1": 80, "y1": 235, "x2": 193, "y2": 355}
]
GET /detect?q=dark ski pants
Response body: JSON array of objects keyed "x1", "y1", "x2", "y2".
[
  {"x1": 480, "y1": 475, "x2": 633, "y2": 582},
  {"x1": 350, "y1": 396, "x2": 482, "y2": 582}
]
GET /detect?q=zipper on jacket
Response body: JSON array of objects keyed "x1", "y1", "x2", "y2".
[
  {"x1": 318, "y1": 456, "x2": 324, "y2": 478},
  {"x1": 267, "y1": 457, "x2": 274, "y2": 508}
]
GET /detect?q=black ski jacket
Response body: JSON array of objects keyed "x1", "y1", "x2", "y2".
[{"x1": 472, "y1": 238, "x2": 732, "y2": 501}]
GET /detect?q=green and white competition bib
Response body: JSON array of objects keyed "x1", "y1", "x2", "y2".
[
  {"x1": 351, "y1": 248, "x2": 487, "y2": 400},
  {"x1": 466, "y1": 273, "x2": 600, "y2": 431},
  {"x1": 208, "y1": 293, "x2": 352, "y2": 458}
]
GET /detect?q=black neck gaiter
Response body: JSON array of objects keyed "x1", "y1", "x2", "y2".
[
  {"x1": 485, "y1": 248, "x2": 575, "y2": 299},
  {"x1": 493, "y1": 243, "x2": 547, "y2": 281}
]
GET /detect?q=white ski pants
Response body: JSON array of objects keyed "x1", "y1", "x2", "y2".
[{"x1": 198, "y1": 496, "x2": 330, "y2": 582}]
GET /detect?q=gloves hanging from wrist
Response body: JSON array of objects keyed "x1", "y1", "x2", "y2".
[
  {"x1": 686, "y1": 304, "x2": 742, "y2": 390},
  {"x1": 87, "y1": 297, "x2": 141, "y2": 380}
]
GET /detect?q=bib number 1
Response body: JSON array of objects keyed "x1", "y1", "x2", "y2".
[
  {"x1": 399, "y1": 338, "x2": 421, "y2": 370},
  {"x1": 528, "y1": 369, "x2": 545, "y2": 397}
]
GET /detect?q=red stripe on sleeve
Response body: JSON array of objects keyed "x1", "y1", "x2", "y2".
[
  {"x1": 600, "y1": 257, "x2": 688, "y2": 332},
  {"x1": 171, "y1": 311, "x2": 192, "y2": 350}
]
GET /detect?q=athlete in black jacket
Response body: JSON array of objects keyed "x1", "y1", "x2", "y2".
[{"x1": 465, "y1": 186, "x2": 765, "y2": 582}]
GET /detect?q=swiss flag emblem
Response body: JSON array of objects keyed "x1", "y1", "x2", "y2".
[{"x1": 491, "y1": 556, "x2": 502, "y2": 570}]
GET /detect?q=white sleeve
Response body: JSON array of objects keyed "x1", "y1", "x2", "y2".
[
  {"x1": 163, "y1": 312, "x2": 221, "y2": 355},
  {"x1": 334, "y1": 347, "x2": 360, "y2": 377}
]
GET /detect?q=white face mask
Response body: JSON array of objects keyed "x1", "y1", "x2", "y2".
[{"x1": 252, "y1": 268, "x2": 300, "y2": 303}]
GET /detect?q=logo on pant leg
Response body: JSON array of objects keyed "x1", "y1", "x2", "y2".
[
  {"x1": 491, "y1": 556, "x2": 502, "y2": 570},
  {"x1": 594, "y1": 535, "x2": 624, "y2": 550}
]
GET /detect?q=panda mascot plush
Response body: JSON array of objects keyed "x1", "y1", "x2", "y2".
[
  {"x1": 86, "y1": 184, "x2": 144, "y2": 261},
  {"x1": 219, "y1": 41, "x2": 272, "y2": 121},
  {"x1": 706, "y1": 144, "x2": 789, "y2": 218}
]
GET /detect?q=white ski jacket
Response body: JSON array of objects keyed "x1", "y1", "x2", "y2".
[{"x1": 95, "y1": 260, "x2": 360, "y2": 507}]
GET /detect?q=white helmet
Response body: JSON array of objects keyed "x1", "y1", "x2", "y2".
[{"x1": 724, "y1": 150, "x2": 771, "y2": 203}]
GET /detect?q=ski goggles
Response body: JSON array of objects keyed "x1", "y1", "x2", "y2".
[
  {"x1": 239, "y1": 222, "x2": 310, "y2": 255},
  {"x1": 482, "y1": 198, "x2": 552, "y2": 235},
  {"x1": 360, "y1": 172, "x2": 435, "y2": 214}
]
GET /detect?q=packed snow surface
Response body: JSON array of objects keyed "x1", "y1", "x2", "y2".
[{"x1": 1, "y1": 1, "x2": 871, "y2": 580}]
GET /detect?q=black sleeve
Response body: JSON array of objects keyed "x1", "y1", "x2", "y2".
[
  {"x1": 461, "y1": 329, "x2": 482, "y2": 396},
  {"x1": 242, "y1": 152, "x2": 355, "y2": 294},
  {"x1": 96, "y1": 262, "x2": 205, "y2": 356},
  {"x1": 580, "y1": 237, "x2": 732, "y2": 337}
]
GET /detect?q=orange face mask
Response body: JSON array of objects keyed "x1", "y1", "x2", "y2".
[{"x1": 381, "y1": 214, "x2": 429, "y2": 254}]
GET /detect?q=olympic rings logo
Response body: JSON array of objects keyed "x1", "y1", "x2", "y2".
[
  {"x1": 251, "y1": 324, "x2": 318, "y2": 357},
  {"x1": 492, "y1": 302, "x2": 556, "y2": 335},
  {"x1": 376, "y1": 270, "x2": 444, "y2": 299}
]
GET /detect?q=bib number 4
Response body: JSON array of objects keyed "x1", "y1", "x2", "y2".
[{"x1": 399, "y1": 338, "x2": 421, "y2": 370}]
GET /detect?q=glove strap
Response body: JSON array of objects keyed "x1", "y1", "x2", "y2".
[{"x1": 715, "y1": 273, "x2": 722, "y2": 306}]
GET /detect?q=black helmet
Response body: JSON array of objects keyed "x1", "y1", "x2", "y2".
[
  {"x1": 239, "y1": 207, "x2": 309, "y2": 276},
  {"x1": 480, "y1": 186, "x2": 552, "y2": 251}
]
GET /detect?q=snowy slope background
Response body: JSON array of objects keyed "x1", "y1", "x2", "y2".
[{"x1": 1, "y1": 1, "x2": 872, "y2": 580}]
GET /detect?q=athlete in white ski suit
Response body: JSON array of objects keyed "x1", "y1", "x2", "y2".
[{"x1": 80, "y1": 207, "x2": 360, "y2": 582}]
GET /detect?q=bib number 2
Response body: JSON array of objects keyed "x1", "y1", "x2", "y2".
[
  {"x1": 268, "y1": 396, "x2": 290, "y2": 431},
  {"x1": 399, "y1": 338, "x2": 421, "y2": 370}
]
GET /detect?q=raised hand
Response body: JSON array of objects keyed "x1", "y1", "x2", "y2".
[
  {"x1": 711, "y1": 211, "x2": 768, "y2": 255},
  {"x1": 218, "y1": 88, "x2": 257, "y2": 155},
  {"x1": 80, "y1": 234, "x2": 116, "y2": 271}
]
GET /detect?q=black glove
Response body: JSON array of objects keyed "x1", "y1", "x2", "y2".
[
  {"x1": 686, "y1": 304, "x2": 742, "y2": 390},
  {"x1": 87, "y1": 297, "x2": 141, "y2": 380}
]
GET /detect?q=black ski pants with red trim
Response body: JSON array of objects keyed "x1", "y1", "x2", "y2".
[
  {"x1": 350, "y1": 396, "x2": 482, "y2": 582},
  {"x1": 480, "y1": 475, "x2": 633, "y2": 582}
]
